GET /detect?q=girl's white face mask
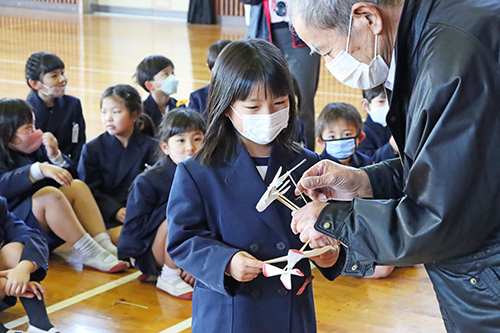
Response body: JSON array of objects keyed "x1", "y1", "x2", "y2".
[
  {"x1": 325, "y1": 14, "x2": 389, "y2": 90},
  {"x1": 229, "y1": 106, "x2": 289, "y2": 145}
]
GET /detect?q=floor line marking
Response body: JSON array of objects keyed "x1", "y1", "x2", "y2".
[
  {"x1": 158, "y1": 318, "x2": 192, "y2": 333},
  {"x1": 5, "y1": 271, "x2": 141, "y2": 329}
]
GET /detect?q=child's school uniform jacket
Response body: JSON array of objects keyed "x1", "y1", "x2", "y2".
[
  {"x1": 188, "y1": 84, "x2": 210, "y2": 118},
  {"x1": 142, "y1": 94, "x2": 186, "y2": 129},
  {"x1": 357, "y1": 115, "x2": 397, "y2": 163},
  {"x1": 0, "y1": 148, "x2": 77, "y2": 250},
  {"x1": 0, "y1": 196, "x2": 49, "y2": 311},
  {"x1": 27, "y1": 93, "x2": 86, "y2": 164},
  {"x1": 319, "y1": 149, "x2": 373, "y2": 168},
  {"x1": 167, "y1": 143, "x2": 344, "y2": 333},
  {"x1": 118, "y1": 156, "x2": 176, "y2": 275},
  {"x1": 78, "y1": 130, "x2": 158, "y2": 228}
]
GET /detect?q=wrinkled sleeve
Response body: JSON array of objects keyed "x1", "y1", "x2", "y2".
[
  {"x1": 166, "y1": 163, "x2": 240, "y2": 296},
  {"x1": 315, "y1": 26, "x2": 500, "y2": 276}
]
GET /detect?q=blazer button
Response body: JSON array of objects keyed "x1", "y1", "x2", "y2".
[
  {"x1": 277, "y1": 288, "x2": 289, "y2": 296},
  {"x1": 249, "y1": 243, "x2": 259, "y2": 253},
  {"x1": 251, "y1": 289, "x2": 261, "y2": 298},
  {"x1": 276, "y1": 242, "x2": 286, "y2": 251}
]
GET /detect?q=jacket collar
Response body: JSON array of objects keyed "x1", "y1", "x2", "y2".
[
  {"x1": 104, "y1": 130, "x2": 145, "y2": 187},
  {"x1": 27, "y1": 93, "x2": 65, "y2": 132},
  {"x1": 225, "y1": 142, "x2": 298, "y2": 237},
  {"x1": 388, "y1": 0, "x2": 433, "y2": 156}
]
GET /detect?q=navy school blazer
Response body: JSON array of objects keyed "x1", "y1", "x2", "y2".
[
  {"x1": 319, "y1": 149, "x2": 373, "y2": 168},
  {"x1": 142, "y1": 94, "x2": 186, "y2": 129},
  {"x1": 0, "y1": 147, "x2": 77, "y2": 221},
  {"x1": 167, "y1": 143, "x2": 344, "y2": 333},
  {"x1": 188, "y1": 84, "x2": 210, "y2": 119},
  {"x1": 357, "y1": 115, "x2": 397, "y2": 163},
  {"x1": 78, "y1": 130, "x2": 158, "y2": 226},
  {"x1": 118, "y1": 156, "x2": 176, "y2": 261},
  {"x1": 26, "y1": 93, "x2": 86, "y2": 164},
  {"x1": 0, "y1": 196, "x2": 49, "y2": 283}
]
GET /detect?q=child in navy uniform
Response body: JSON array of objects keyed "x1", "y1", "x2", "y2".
[
  {"x1": 167, "y1": 39, "x2": 342, "y2": 333},
  {"x1": 0, "y1": 99, "x2": 127, "y2": 274},
  {"x1": 316, "y1": 102, "x2": 394, "y2": 279},
  {"x1": 316, "y1": 102, "x2": 372, "y2": 168},
  {"x1": 118, "y1": 108, "x2": 205, "y2": 300},
  {"x1": 0, "y1": 196, "x2": 59, "y2": 333},
  {"x1": 358, "y1": 84, "x2": 399, "y2": 162},
  {"x1": 135, "y1": 56, "x2": 186, "y2": 129},
  {"x1": 25, "y1": 52, "x2": 86, "y2": 164},
  {"x1": 188, "y1": 39, "x2": 231, "y2": 117},
  {"x1": 78, "y1": 85, "x2": 158, "y2": 244}
]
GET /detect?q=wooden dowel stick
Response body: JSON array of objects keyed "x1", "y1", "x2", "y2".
[
  {"x1": 277, "y1": 196, "x2": 297, "y2": 212},
  {"x1": 277, "y1": 193, "x2": 300, "y2": 211},
  {"x1": 288, "y1": 174, "x2": 307, "y2": 204}
]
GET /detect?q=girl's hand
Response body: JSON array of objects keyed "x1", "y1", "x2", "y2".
[
  {"x1": 180, "y1": 269, "x2": 195, "y2": 287},
  {"x1": 39, "y1": 163, "x2": 73, "y2": 186},
  {"x1": 0, "y1": 260, "x2": 34, "y2": 297},
  {"x1": 42, "y1": 132, "x2": 59, "y2": 159},
  {"x1": 115, "y1": 207, "x2": 126, "y2": 223},
  {"x1": 20, "y1": 281, "x2": 46, "y2": 300},
  {"x1": 308, "y1": 246, "x2": 340, "y2": 268},
  {"x1": 225, "y1": 251, "x2": 263, "y2": 282}
]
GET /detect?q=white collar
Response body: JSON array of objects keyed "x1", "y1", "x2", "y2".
[{"x1": 385, "y1": 50, "x2": 396, "y2": 91}]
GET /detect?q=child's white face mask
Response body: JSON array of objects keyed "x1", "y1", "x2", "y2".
[
  {"x1": 40, "y1": 83, "x2": 67, "y2": 97},
  {"x1": 155, "y1": 75, "x2": 179, "y2": 96},
  {"x1": 229, "y1": 106, "x2": 289, "y2": 145},
  {"x1": 367, "y1": 104, "x2": 390, "y2": 127}
]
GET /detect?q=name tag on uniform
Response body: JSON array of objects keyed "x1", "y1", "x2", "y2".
[{"x1": 72, "y1": 122, "x2": 79, "y2": 143}]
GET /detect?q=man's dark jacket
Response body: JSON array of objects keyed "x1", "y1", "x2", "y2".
[{"x1": 315, "y1": 0, "x2": 500, "y2": 331}]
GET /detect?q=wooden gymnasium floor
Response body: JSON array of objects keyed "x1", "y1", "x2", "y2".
[{"x1": 0, "y1": 7, "x2": 446, "y2": 333}]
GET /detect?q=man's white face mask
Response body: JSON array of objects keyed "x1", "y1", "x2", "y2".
[{"x1": 325, "y1": 13, "x2": 389, "y2": 90}]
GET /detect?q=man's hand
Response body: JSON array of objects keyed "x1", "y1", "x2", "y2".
[
  {"x1": 309, "y1": 246, "x2": 340, "y2": 268},
  {"x1": 291, "y1": 201, "x2": 339, "y2": 248},
  {"x1": 295, "y1": 160, "x2": 372, "y2": 202}
]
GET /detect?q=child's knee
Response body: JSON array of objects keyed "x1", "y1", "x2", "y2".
[
  {"x1": 33, "y1": 186, "x2": 65, "y2": 205},
  {"x1": 71, "y1": 179, "x2": 90, "y2": 192}
]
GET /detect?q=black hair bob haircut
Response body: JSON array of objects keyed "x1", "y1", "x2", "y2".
[
  {"x1": 0, "y1": 98, "x2": 35, "y2": 163},
  {"x1": 197, "y1": 39, "x2": 299, "y2": 167},
  {"x1": 157, "y1": 107, "x2": 206, "y2": 143},
  {"x1": 206, "y1": 40, "x2": 232, "y2": 71},
  {"x1": 25, "y1": 52, "x2": 65, "y2": 91},
  {"x1": 135, "y1": 55, "x2": 174, "y2": 92}
]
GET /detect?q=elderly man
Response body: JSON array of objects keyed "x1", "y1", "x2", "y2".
[{"x1": 287, "y1": 0, "x2": 500, "y2": 332}]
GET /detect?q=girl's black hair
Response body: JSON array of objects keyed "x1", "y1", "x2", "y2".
[
  {"x1": 0, "y1": 98, "x2": 35, "y2": 163},
  {"x1": 157, "y1": 107, "x2": 206, "y2": 143},
  {"x1": 101, "y1": 84, "x2": 148, "y2": 133},
  {"x1": 198, "y1": 39, "x2": 299, "y2": 166},
  {"x1": 25, "y1": 52, "x2": 65, "y2": 91}
]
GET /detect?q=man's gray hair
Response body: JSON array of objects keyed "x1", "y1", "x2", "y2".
[{"x1": 288, "y1": 0, "x2": 399, "y2": 35}]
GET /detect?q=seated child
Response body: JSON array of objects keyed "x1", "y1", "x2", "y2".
[
  {"x1": 0, "y1": 99, "x2": 127, "y2": 274},
  {"x1": 118, "y1": 108, "x2": 205, "y2": 300},
  {"x1": 188, "y1": 39, "x2": 231, "y2": 117},
  {"x1": 135, "y1": 55, "x2": 186, "y2": 129},
  {"x1": 358, "y1": 84, "x2": 399, "y2": 162},
  {"x1": 316, "y1": 102, "x2": 394, "y2": 278},
  {"x1": 25, "y1": 52, "x2": 86, "y2": 164},
  {"x1": 78, "y1": 85, "x2": 159, "y2": 244},
  {"x1": 316, "y1": 102, "x2": 372, "y2": 168},
  {"x1": 0, "y1": 196, "x2": 59, "y2": 333}
]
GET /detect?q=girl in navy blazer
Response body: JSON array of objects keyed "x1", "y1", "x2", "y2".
[
  {"x1": 78, "y1": 85, "x2": 158, "y2": 244},
  {"x1": 119, "y1": 108, "x2": 205, "y2": 300},
  {"x1": 0, "y1": 196, "x2": 60, "y2": 333},
  {"x1": 0, "y1": 99, "x2": 128, "y2": 274},
  {"x1": 167, "y1": 40, "x2": 343, "y2": 333},
  {"x1": 25, "y1": 52, "x2": 86, "y2": 164}
]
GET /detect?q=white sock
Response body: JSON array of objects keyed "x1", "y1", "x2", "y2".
[
  {"x1": 74, "y1": 233, "x2": 114, "y2": 260},
  {"x1": 93, "y1": 232, "x2": 117, "y2": 256},
  {"x1": 160, "y1": 264, "x2": 181, "y2": 282}
]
